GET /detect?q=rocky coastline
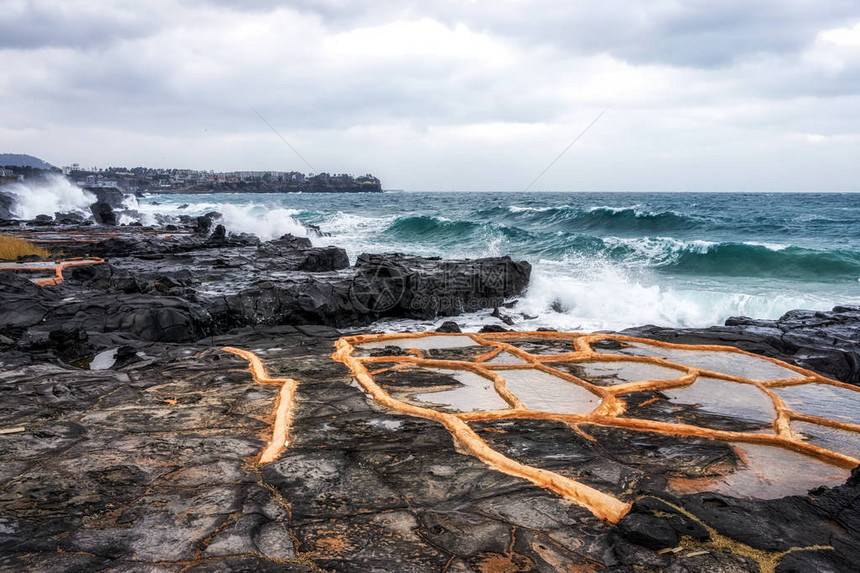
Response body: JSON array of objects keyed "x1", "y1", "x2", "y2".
[{"x1": 1, "y1": 205, "x2": 859, "y2": 572}]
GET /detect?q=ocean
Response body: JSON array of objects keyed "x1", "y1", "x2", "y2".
[{"x1": 137, "y1": 191, "x2": 860, "y2": 332}]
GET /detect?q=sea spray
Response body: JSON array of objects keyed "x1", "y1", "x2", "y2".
[
  {"x1": 216, "y1": 204, "x2": 310, "y2": 242},
  {"x1": 136, "y1": 198, "x2": 312, "y2": 242},
  {"x1": 4, "y1": 175, "x2": 95, "y2": 219},
  {"x1": 512, "y1": 262, "x2": 838, "y2": 332}
]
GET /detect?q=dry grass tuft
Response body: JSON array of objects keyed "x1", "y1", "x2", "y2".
[{"x1": 0, "y1": 235, "x2": 50, "y2": 260}]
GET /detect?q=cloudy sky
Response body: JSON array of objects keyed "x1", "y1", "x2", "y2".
[{"x1": 3, "y1": 0, "x2": 860, "y2": 191}]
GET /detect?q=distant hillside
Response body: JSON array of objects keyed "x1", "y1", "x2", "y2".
[{"x1": 0, "y1": 154, "x2": 56, "y2": 170}]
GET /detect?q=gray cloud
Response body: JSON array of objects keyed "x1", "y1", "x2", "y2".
[
  {"x1": 1, "y1": 1, "x2": 859, "y2": 190},
  {"x1": 0, "y1": 1, "x2": 161, "y2": 49}
]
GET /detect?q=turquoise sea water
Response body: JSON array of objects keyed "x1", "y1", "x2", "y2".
[{"x1": 141, "y1": 191, "x2": 860, "y2": 331}]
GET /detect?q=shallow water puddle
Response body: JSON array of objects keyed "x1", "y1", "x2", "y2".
[
  {"x1": 499, "y1": 369, "x2": 600, "y2": 414},
  {"x1": 661, "y1": 377, "x2": 776, "y2": 427},
  {"x1": 71, "y1": 348, "x2": 118, "y2": 370},
  {"x1": 793, "y1": 421, "x2": 860, "y2": 460},
  {"x1": 358, "y1": 335, "x2": 482, "y2": 351},
  {"x1": 484, "y1": 351, "x2": 526, "y2": 364},
  {"x1": 576, "y1": 361, "x2": 685, "y2": 386},
  {"x1": 774, "y1": 383, "x2": 860, "y2": 423},
  {"x1": 90, "y1": 349, "x2": 119, "y2": 371},
  {"x1": 599, "y1": 342, "x2": 800, "y2": 380},
  {"x1": 675, "y1": 443, "x2": 851, "y2": 499},
  {"x1": 412, "y1": 368, "x2": 510, "y2": 412},
  {"x1": 0, "y1": 257, "x2": 105, "y2": 286}
]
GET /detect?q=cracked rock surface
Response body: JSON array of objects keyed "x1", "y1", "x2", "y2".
[
  {"x1": 1, "y1": 224, "x2": 859, "y2": 572},
  {"x1": 1, "y1": 324, "x2": 858, "y2": 571}
]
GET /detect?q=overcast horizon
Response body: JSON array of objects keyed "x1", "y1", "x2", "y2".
[{"x1": 3, "y1": 1, "x2": 860, "y2": 192}]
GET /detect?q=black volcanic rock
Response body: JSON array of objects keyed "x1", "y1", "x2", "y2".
[
  {"x1": 86, "y1": 187, "x2": 126, "y2": 209},
  {"x1": 0, "y1": 226, "x2": 532, "y2": 344},
  {"x1": 1, "y1": 226, "x2": 860, "y2": 573},
  {"x1": 204, "y1": 224, "x2": 260, "y2": 248},
  {"x1": 194, "y1": 214, "x2": 213, "y2": 235},
  {"x1": 54, "y1": 211, "x2": 88, "y2": 225},
  {"x1": 0, "y1": 191, "x2": 13, "y2": 220},
  {"x1": 90, "y1": 202, "x2": 117, "y2": 225},
  {"x1": 436, "y1": 321, "x2": 462, "y2": 333},
  {"x1": 351, "y1": 253, "x2": 531, "y2": 321},
  {"x1": 258, "y1": 235, "x2": 349, "y2": 273}
]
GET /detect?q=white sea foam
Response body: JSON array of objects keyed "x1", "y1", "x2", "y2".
[
  {"x1": 510, "y1": 262, "x2": 837, "y2": 332},
  {"x1": 586, "y1": 204, "x2": 643, "y2": 213},
  {"x1": 743, "y1": 241, "x2": 790, "y2": 251},
  {"x1": 216, "y1": 204, "x2": 309, "y2": 242},
  {"x1": 4, "y1": 175, "x2": 95, "y2": 219},
  {"x1": 600, "y1": 236, "x2": 715, "y2": 266},
  {"x1": 371, "y1": 260, "x2": 840, "y2": 334},
  {"x1": 508, "y1": 205, "x2": 556, "y2": 213},
  {"x1": 135, "y1": 199, "x2": 309, "y2": 242}
]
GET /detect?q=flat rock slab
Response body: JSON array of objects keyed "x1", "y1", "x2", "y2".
[{"x1": 1, "y1": 327, "x2": 859, "y2": 572}]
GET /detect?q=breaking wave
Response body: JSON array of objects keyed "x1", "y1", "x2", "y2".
[
  {"x1": 377, "y1": 215, "x2": 860, "y2": 281},
  {"x1": 474, "y1": 205, "x2": 708, "y2": 233},
  {"x1": 2, "y1": 175, "x2": 95, "y2": 219}
]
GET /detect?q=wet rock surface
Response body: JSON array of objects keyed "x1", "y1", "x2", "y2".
[
  {"x1": 0, "y1": 192, "x2": 13, "y2": 220},
  {"x1": 622, "y1": 305, "x2": 860, "y2": 385},
  {"x1": 0, "y1": 223, "x2": 531, "y2": 343},
  {"x1": 1, "y1": 323, "x2": 858, "y2": 571},
  {"x1": 1, "y1": 223, "x2": 859, "y2": 571}
]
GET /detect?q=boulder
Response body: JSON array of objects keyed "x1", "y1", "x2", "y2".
[
  {"x1": 90, "y1": 202, "x2": 117, "y2": 225},
  {"x1": 351, "y1": 253, "x2": 531, "y2": 321},
  {"x1": 257, "y1": 234, "x2": 349, "y2": 272},
  {"x1": 54, "y1": 211, "x2": 88, "y2": 225},
  {"x1": 0, "y1": 191, "x2": 14, "y2": 220},
  {"x1": 436, "y1": 321, "x2": 462, "y2": 333},
  {"x1": 30, "y1": 214, "x2": 54, "y2": 225},
  {"x1": 86, "y1": 187, "x2": 126, "y2": 208}
]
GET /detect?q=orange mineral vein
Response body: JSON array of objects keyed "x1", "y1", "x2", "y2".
[
  {"x1": 332, "y1": 331, "x2": 860, "y2": 523},
  {"x1": 220, "y1": 331, "x2": 858, "y2": 524},
  {"x1": 0, "y1": 257, "x2": 105, "y2": 286},
  {"x1": 222, "y1": 347, "x2": 299, "y2": 464}
]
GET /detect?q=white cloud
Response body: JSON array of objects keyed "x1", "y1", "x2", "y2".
[
  {"x1": 819, "y1": 21, "x2": 860, "y2": 46},
  {"x1": 325, "y1": 18, "x2": 515, "y2": 65}
]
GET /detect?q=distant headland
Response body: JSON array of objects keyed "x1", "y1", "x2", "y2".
[{"x1": 0, "y1": 154, "x2": 382, "y2": 194}]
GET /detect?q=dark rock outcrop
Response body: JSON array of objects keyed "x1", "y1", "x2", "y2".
[
  {"x1": 436, "y1": 321, "x2": 462, "y2": 333},
  {"x1": 85, "y1": 187, "x2": 126, "y2": 209},
  {"x1": 211, "y1": 253, "x2": 530, "y2": 329},
  {"x1": 0, "y1": 226, "x2": 531, "y2": 345},
  {"x1": 257, "y1": 234, "x2": 349, "y2": 272},
  {"x1": 352, "y1": 253, "x2": 531, "y2": 319},
  {"x1": 0, "y1": 191, "x2": 14, "y2": 220},
  {"x1": 54, "y1": 211, "x2": 88, "y2": 225},
  {"x1": 89, "y1": 202, "x2": 117, "y2": 225},
  {"x1": 30, "y1": 214, "x2": 53, "y2": 226},
  {"x1": 0, "y1": 272, "x2": 211, "y2": 344},
  {"x1": 1, "y1": 219, "x2": 859, "y2": 571}
]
